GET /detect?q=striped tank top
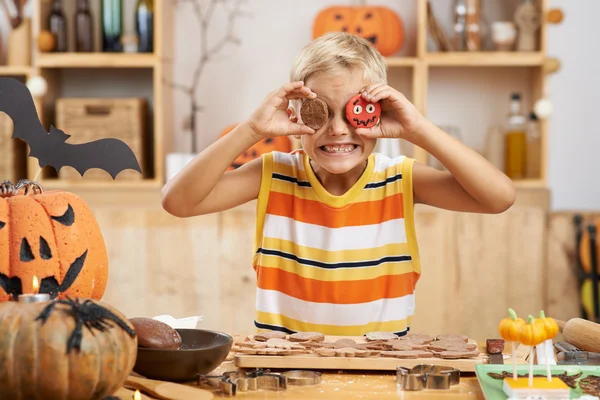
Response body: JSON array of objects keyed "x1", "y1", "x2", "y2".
[{"x1": 252, "y1": 149, "x2": 421, "y2": 336}]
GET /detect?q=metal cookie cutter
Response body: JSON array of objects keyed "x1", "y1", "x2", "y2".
[
  {"x1": 197, "y1": 369, "x2": 287, "y2": 396},
  {"x1": 280, "y1": 370, "x2": 322, "y2": 386},
  {"x1": 396, "y1": 364, "x2": 460, "y2": 390}
]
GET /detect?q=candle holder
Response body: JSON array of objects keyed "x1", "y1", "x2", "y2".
[{"x1": 17, "y1": 293, "x2": 50, "y2": 303}]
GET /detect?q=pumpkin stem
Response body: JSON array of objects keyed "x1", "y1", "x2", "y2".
[
  {"x1": 0, "y1": 180, "x2": 17, "y2": 197},
  {"x1": 508, "y1": 308, "x2": 518, "y2": 320},
  {"x1": 539, "y1": 310, "x2": 546, "y2": 319},
  {"x1": 15, "y1": 179, "x2": 43, "y2": 195},
  {"x1": 527, "y1": 315, "x2": 535, "y2": 324}
]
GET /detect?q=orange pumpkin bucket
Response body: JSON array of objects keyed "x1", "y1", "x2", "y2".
[{"x1": 312, "y1": 5, "x2": 405, "y2": 56}]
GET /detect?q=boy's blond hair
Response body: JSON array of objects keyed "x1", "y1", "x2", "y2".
[{"x1": 290, "y1": 32, "x2": 388, "y2": 85}]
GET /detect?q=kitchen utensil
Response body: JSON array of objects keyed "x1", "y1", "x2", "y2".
[
  {"x1": 280, "y1": 370, "x2": 322, "y2": 386},
  {"x1": 198, "y1": 369, "x2": 287, "y2": 396},
  {"x1": 557, "y1": 318, "x2": 600, "y2": 354},
  {"x1": 396, "y1": 364, "x2": 460, "y2": 391},
  {"x1": 133, "y1": 329, "x2": 233, "y2": 382},
  {"x1": 554, "y1": 341, "x2": 600, "y2": 365},
  {"x1": 125, "y1": 375, "x2": 213, "y2": 400}
]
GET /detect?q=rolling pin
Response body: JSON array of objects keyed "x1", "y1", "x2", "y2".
[{"x1": 557, "y1": 318, "x2": 600, "y2": 353}]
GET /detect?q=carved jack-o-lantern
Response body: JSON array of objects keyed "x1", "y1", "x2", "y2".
[
  {"x1": 312, "y1": 6, "x2": 405, "y2": 56},
  {"x1": 219, "y1": 124, "x2": 292, "y2": 170},
  {"x1": 0, "y1": 180, "x2": 108, "y2": 302}
]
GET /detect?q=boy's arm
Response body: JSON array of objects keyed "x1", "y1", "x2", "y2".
[
  {"x1": 161, "y1": 81, "x2": 316, "y2": 217},
  {"x1": 161, "y1": 123, "x2": 263, "y2": 217},
  {"x1": 411, "y1": 119, "x2": 516, "y2": 214}
]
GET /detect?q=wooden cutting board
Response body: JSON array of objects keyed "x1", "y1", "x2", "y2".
[{"x1": 234, "y1": 335, "x2": 528, "y2": 372}]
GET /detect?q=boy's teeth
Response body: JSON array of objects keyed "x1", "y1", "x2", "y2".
[{"x1": 323, "y1": 144, "x2": 356, "y2": 153}]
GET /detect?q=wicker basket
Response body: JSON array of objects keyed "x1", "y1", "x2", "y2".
[
  {"x1": 0, "y1": 112, "x2": 26, "y2": 182},
  {"x1": 55, "y1": 98, "x2": 149, "y2": 181}
]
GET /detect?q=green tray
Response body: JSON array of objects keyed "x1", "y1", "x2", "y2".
[{"x1": 474, "y1": 364, "x2": 600, "y2": 399}]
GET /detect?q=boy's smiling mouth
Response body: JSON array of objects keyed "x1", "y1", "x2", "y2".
[{"x1": 318, "y1": 143, "x2": 359, "y2": 155}]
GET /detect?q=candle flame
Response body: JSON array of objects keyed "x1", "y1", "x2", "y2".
[
  {"x1": 32, "y1": 275, "x2": 39, "y2": 294},
  {"x1": 133, "y1": 389, "x2": 141, "y2": 400}
]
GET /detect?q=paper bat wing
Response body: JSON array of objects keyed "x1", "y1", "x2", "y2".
[{"x1": 0, "y1": 77, "x2": 143, "y2": 179}]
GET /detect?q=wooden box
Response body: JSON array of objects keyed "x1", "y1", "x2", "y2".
[
  {"x1": 0, "y1": 112, "x2": 26, "y2": 182},
  {"x1": 55, "y1": 98, "x2": 149, "y2": 181}
]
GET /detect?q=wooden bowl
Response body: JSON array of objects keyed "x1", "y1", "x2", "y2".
[{"x1": 133, "y1": 329, "x2": 233, "y2": 382}]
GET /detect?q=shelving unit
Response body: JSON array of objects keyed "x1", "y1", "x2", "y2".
[
  {"x1": 385, "y1": 0, "x2": 559, "y2": 188},
  {"x1": 0, "y1": 0, "x2": 173, "y2": 190},
  {"x1": 0, "y1": 0, "x2": 559, "y2": 190}
]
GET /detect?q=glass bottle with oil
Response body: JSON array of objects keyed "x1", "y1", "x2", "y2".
[{"x1": 504, "y1": 92, "x2": 527, "y2": 179}]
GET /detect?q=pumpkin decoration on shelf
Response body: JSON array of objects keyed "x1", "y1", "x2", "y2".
[
  {"x1": 219, "y1": 124, "x2": 292, "y2": 171},
  {"x1": 312, "y1": 5, "x2": 405, "y2": 56},
  {"x1": 0, "y1": 296, "x2": 137, "y2": 400},
  {"x1": 0, "y1": 180, "x2": 108, "y2": 303}
]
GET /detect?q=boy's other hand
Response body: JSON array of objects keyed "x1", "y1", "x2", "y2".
[
  {"x1": 354, "y1": 84, "x2": 425, "y2": 143},
  {"x1": 247, "y1": 81, "x2": 317, "y2": 140}
]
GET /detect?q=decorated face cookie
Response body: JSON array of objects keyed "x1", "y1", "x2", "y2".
[{"x1": 345, "y1": 93, "x2": 381, "y2": 128}]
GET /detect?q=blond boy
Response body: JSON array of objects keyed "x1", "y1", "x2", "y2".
[{"x1": 162, "y1": 32, "x2": 515, "y2": 336}]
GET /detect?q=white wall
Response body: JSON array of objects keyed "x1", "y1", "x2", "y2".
[{"x1": 547, "y1": 0, "x2": 600, "y2": 211}]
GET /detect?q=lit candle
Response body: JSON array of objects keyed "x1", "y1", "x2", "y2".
[
  {"x1": 17, "y1": 276, "x2": 50, "y2": 303},
  {"x1": 133, "y1": 389, "x2": 141, "y2": 400}
]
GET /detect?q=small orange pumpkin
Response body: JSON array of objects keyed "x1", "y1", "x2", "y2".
[
  {"x1": 519, "y1": 315, "x2": 546, "y2": 346},
  {"x1": 219, "y1": 124, "x2": 292, "y2": 171},
  {"x1": 498, "y1": 308, "x2": 525, "y2": 342},
  {"x1": 0, "y1": 180, "x2": 108, "y2": 302},
  {"x1": 312, "y1": 6, "x2": 405, "y2": 56},
  {"x1": 535, "y1": 310, "x2": 559, "y2": 340}
]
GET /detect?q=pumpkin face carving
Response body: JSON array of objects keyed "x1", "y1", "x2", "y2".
[
  {"x1": 312, "y1": 6, "x2": 405, "y2": 56},
  {"x1": 0, "y1": 180, "x2": 108, "y2": 302},
  {"x1": 219, "y1": 124, "x2": 292, "y2": 170}
]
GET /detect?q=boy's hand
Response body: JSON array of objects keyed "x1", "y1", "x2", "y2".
[
  {"x1": 354, "y1": 84, "x2": 425, "y2": 142},
  {"x1": 247, "y1": 81, "x2": 317, "y2": 140}
]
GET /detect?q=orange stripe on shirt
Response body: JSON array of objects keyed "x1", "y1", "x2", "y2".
[
  {"x1": 256, "y1": 266, "x2": 419, "y2": 304},
  {"x1": 266, "y1": 191, "x2": 404, "y2": 228}
]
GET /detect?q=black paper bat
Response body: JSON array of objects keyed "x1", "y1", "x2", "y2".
[{"x1": 0, "y1": 78, "x2": 142, "y2": 178}]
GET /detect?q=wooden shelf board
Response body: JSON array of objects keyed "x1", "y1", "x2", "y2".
[
  {"x1": 36, "y1": 53, "x2": 158, "y2": 68},
  {"x1": 513, "y1": 179, "x2": 545, "y2": 188},
  {"x1": 35, "y1": 178, "x2": 163, "y2": 190},
  {"x1": 385, "y1": 57, "x2": 418, "y2": 67},
  {"x1": 0, "y1": 66, "x2": 32, "y2": 76},
  {"x1": 425, "y1": 51, "x2": 545, "y2": 66}
]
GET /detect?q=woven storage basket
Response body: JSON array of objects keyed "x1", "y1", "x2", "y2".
[
  {"x1": 0, "y1": 112, "x2": 26, "y2": 182},
  {"x1": 55, "y1": 98, "x2": 148, "y2": 181}
]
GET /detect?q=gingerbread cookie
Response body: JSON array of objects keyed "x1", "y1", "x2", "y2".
[
  {"x1": 300, "y1": 97, "x2": 329, "y2": 130},
  {"x1": 346, "y1": 93, "x2": 381, "y2": 128}
]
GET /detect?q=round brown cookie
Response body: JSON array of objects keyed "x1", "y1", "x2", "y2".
[
  {"x1": 435, "y1": 349, "x2": 480, "y2": 359},
  {"x1": 400, "y1": 333, "x2": 435, "y2": 343},
  {"x1": 289, "y1": 332, "x2": 325, "y2": 342},
  {"x1": 365, "y1": 331, "x2": 398, "y2": 341},
  {"x1": 436, "y1": 334, "x2": 469, "y2": 343},
  {"x1": 254, "y1": 331, "x2": 287, "y2": 341},
  {"x1": 300, "y1": 97, "x2": 329, "y2": 130},
  {"x1": 333, "y1": 338, "x2": 358, "y2": 348}
]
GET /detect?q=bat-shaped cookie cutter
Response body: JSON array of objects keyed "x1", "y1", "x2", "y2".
[
  {"x1": 197, "y1": 368, "x2": 287, "y2": 396},
  {"x1": 396, "y1": 364, "x2": 460, "y2": 390}
]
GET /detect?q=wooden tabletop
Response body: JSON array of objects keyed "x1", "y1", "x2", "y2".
[{"x1": 115, "y1": 360, "x2": 486, "y2": 399}]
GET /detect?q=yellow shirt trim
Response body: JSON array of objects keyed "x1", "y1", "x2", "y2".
[
  {"x1": 254, "y1": 152, "x2": 273, "y2": 258},
  {"x1": 401, "y1": 157, "x2": 421, "y2": 275},
  {"x1": 302, "y1": 152, "x2": 375, "y2": 208}
]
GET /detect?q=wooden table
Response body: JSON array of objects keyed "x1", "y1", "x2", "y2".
[{"x1": 114, "y1": 360, "x2": 486, "y2": 399}]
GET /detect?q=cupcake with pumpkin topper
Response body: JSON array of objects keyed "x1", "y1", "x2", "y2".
[
  {"x1": 498, "y1": 308, "x2": 525, "y2": 380},
  {"x1": 502, "y1": 315, "x2": 569, "y2": 399},
  {"x1": 535, "y1": 310, "x2": 559, "y2": 382}
]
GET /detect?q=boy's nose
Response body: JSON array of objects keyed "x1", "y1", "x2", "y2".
[{"x1": 328, "y1": 115, "x2": 349, "y2": 136}]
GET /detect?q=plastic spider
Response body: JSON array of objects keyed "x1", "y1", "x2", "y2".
[{"x1": 36, "y1": 297, "x2": 136, "y2": 354}]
